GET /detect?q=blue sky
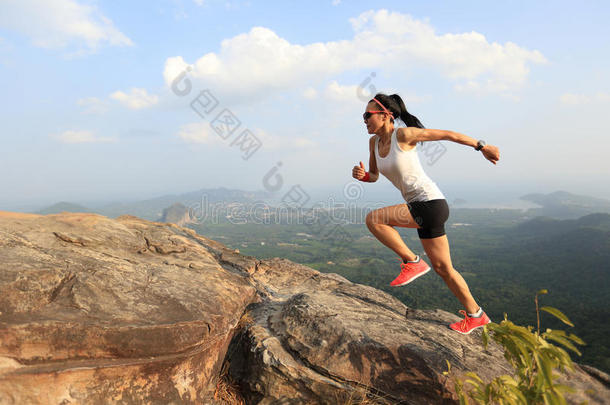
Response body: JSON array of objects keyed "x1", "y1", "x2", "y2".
[{"x1": 1, "y1": 0, "x2": 609, "y2": 211}]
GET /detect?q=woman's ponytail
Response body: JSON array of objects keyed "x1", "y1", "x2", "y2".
[
  {"x1": 389, "y1": 94, "x2": 424, "y2": 128},
  {"x1": 371, "y1": 93, "x2": 425, "y2": 128}
]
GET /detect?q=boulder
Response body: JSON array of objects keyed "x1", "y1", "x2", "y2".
[{"x1": 0, "y1": 212, "x2": 257, "y2": 404}]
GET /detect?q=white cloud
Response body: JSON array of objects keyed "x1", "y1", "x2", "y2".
[
  {"x1": 348, "y1": 10, "x2": 547, "y2": 92},
  {"x1": 295, "y1": 137, "x2": 317, "y2": 148},
  {"x1": 176, "y1": 122, "x2": 217, "y2": 144},
  {"x1": 176, "y1": 122, "x2": 315, "y2": 150},
  {"x1": 110, "y1": 88, "x2": 159, "y2": 110},
  {"x1": 163, "y1": 9, "x2": 546, "y2": 100},
  {"x1": 256, "y1": 129, "x2": 317, "y2": 149},
  {"x1": 560, "y1": 93, "x2": 590, "y2": 105},
  {"x1": 317, "y1": 80, "x2": 428, "y2": 107},
  {"x1": 325, "y1": 81, "x2": 361, "y2": 103},
  {"x1": 163, "y1": 26, "x2": 353, "y2": 101},
  {"x1": 77, "y1": 97, "x2": 109, "y2": 114},
  {"x1": 303, "y1": 87, "x2": 318, "y2": 99},
  {"x1": 560, "y1": 92, "x2": 610, "y2": 105},
  {"x1": 0, "y1": 0, "x2": 133, "y2": 53},
  {"x1": 53, "y1": 130, "x2": 115, "y2": 144}
]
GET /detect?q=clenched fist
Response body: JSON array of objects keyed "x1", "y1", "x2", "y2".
[{"x1": 352, "y1": 161, "x2": 367, "y2": 180}]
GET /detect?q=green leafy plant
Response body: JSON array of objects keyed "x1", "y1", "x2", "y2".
[{"x1": 447, "y1": 289, "x2": 586, "y2": 405}]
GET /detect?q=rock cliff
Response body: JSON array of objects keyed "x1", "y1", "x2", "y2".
[
  {"x1": 160, "y1": 203, "x2": 195, "y2": 226},
  {"x1": 0, "y1": 211, "x2": 607, "y2": 404}
]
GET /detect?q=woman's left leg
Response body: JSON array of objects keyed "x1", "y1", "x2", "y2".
[
  {"x1": 419, "y1": 234, "x2": 479, "y2": 314},
  {"x1": 365, "y1": 203, "x2": 422, "y2": 262}
]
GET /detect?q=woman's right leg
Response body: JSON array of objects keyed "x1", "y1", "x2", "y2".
[
  {"x1": 365, "y1": 204, "x2": 421, "y2": 262},
  {"x1": 419, "y1": 234, "x2": 479, "y2": 314}
]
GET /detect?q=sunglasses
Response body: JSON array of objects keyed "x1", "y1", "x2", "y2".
[{"x1": 363, "y1": 111, "x2": 387, "y2": 120}]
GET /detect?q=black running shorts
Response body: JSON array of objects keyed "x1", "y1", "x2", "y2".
[{"x1": 406, "y1": 199, "x2": 450, "y2": 239}]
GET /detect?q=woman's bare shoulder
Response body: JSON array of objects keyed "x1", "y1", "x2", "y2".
[{"x1": 397, "y1": 127, "x2": 420, "y2": 145}]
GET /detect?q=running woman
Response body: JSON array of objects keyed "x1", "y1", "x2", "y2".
[{"x1": 352, "y1": 93, "x2": 500, "y2": 334}]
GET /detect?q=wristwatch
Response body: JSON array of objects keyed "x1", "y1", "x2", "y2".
[{"x1": 475, "y1": 140, "x2": 486, "y2": 151}]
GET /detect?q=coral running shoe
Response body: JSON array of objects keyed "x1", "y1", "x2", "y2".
[
  {"x1": 390, "y1": 255, "x2": 431, "y2": 287},
  {"x1": 450, "y1": 310, "x2": 491, "y2": 335}
]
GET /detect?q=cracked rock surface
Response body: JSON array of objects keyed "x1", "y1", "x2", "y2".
[{"x1": 0, "y1": 211, "x2": 608, "y2": 404}]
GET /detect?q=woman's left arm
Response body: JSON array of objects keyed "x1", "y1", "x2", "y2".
[{"x1": 403, "y1": 128, "x2": 500, "y2": 165}]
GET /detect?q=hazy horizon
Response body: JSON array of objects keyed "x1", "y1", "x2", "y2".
[{"x1": 2, "y1": 180, "x2": 608, "y2": 214}]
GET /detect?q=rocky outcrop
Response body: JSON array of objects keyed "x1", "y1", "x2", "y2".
[
  {"x1": 160, "y1": 202, "x2": 195, "y2": 226},
  {"x1": 0, "y1": 211, "x2": 607, "y2": 404}
]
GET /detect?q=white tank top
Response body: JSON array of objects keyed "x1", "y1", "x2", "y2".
[{"x1": 374, "y1": 127, "x2": 446, "y2": 203}]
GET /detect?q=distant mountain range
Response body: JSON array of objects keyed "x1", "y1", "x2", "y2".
[
  {"x1": 520, "y1": 190, "x2": 610, "y2": 219},
  {"x1": 33, "y1": 189, "x2": 610, "y2": 222},
  {"x1": 36, "y1": 201, "x2": 94, "y2": 215},
  {"x1": 34, "y1": 187, "x2": 273, "y2": 221},
  {"x1": 512, "y1": 212, "x2": 610, "y2": 237}
]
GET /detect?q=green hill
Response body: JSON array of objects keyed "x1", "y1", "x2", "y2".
[
  {"x1": 36, "y1": 201, "x2": 92, "y2": 215},
  {"x1": 521, "y1": 191, "x2": 610, "y2": 219}
]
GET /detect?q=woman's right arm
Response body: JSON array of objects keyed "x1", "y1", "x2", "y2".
[{"x1": 367, "y1": 135, "x2": 380, "y2": 182}]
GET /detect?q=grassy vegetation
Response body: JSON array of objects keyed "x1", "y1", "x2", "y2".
[{"x1": 450, "y1": 291, "x2": 586, "y2": 404}]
